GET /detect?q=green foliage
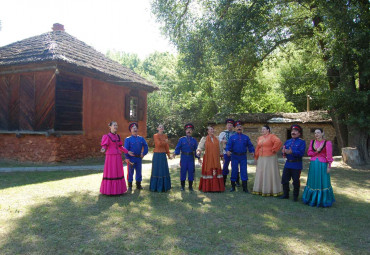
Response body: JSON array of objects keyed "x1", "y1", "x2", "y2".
[{"x1": 152, "y1": 0, "x2": 369, "y2": 154}]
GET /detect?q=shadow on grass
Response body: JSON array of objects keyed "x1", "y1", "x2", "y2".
[
  {"x1": 0, "y1": 170, "x2": 100, "y2": 190},
  {"x1": 1, "y1": 165, "x2": 369, "y2": 254}
]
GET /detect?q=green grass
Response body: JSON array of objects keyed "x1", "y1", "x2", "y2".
[{"x1": 0, "y1": 160, "x2": 369, "y2": 254}]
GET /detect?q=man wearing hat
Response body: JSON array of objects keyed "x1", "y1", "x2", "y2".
[
  {"x1": 226, "y1": 121, "x2": 255, "y2": 192},
  {"x1": 218, "y1": 119, "x2": 236, "y2": 186},
  {"x1": 173, "y1": 123, "x2": 200, "y2": 191},
  {"x1": 124, "y1": 122, "x2": 149, "y2": 191},
  {"x1": 280, "y1": 124, "x2": 306, "y2": 201}
]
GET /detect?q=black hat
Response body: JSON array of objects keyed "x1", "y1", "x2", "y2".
[
  {"x1": 291, "y1": 124, "x2": 302, "y2": 132},
  {"x1": 129, "y1": 122, "x2": 138, "y2": 131},
  {"x1": 184, "y1": 123, "x2": 194, "y2": 130},
  {"x1": 234, "y1": 120, "x2": 242, "y2": 127},
  {"x1": 225, "y1": 119, "x2": 235, "y2": 125}
]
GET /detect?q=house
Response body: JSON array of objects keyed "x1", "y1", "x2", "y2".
[
  {"x1": 0, "y1": 23, "x2": 158, "y2": 162},
  {"x1": 213, "y1": 111, "x2": 339, "y2": 155}
]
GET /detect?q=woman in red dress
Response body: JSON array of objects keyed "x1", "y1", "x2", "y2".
[
  {"x1": 196, "y1": 126, "x2": 225, "y2": 192},
  {"x1": 100, "y1": 121, "x2": 133, "y2": 195}
]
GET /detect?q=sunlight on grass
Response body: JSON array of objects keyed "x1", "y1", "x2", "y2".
[{"x1": 0, "y1": 163, "x2": 369, "y2": 254}]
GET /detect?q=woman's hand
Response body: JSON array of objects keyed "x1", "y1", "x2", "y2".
[
  {"x1": 128, "y1": 151, "x2": 134, "y2": 156},
  {"x1": 196, "y1": 150, "x2": 201, "y2": 157},
  {"x1": 100, "y1": 148, "x2": 106, "y2": 153},
  {"x1": 327, "y1": 167, "x2": 331, "y2": 174}
]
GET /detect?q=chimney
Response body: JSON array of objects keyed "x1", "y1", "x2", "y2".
[{"x1": 52, "y1": 23, "x2": 65, "y2": 31}]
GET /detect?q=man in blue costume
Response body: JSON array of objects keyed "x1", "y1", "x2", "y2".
[
  {"x1": 124, "y1": 122, "x2": 149, "y2": 191},
  {"x1": 226, "y1": 121, "x2": 255, "y2": 193},
  {"x1": 280, "y1": 124, "x2": 306, "y2": 201},
  {"x1": 173, "y1": 123, "x2": 200, "y2": 191},
  {"x1": 219, "y1": 119, "x2": 236, "y2": 186}
]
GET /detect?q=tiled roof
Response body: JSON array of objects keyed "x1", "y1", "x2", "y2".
[{"x1": 0, "y1": 30, "x2": 158, "y2": 91}]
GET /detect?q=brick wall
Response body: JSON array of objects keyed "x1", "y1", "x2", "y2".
[{"x1": 0, "y1": 134, "x2": 103, "y2": 162}]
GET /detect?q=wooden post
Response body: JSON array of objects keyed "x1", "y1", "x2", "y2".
[{"x1": 307, "y1": 95, "x2": 311, "y2": 112}]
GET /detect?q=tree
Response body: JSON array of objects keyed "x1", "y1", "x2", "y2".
[{"x1": 152, "y1": 0, "x2": 370, "y2": 163}]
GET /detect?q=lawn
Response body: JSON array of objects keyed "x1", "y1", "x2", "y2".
[{"x1": 0, "y1": 159, "x2": 369, "y2": 255}]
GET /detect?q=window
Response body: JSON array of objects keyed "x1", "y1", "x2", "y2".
[{"x1": 129, "y1": 96, "x2": 138, "y2": 121}]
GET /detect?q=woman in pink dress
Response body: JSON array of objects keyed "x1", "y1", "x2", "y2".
[{"x1": 100, "y1": 121, "x2": 133, "y2": 195}]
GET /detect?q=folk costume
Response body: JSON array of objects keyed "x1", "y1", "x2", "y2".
[
  {"x1": 281, "y1": 125, "x2": 306, "y2": 201},
  {"x1": 218, "y1": 119, "x2": 236, "y2": 186},
  {"x1": 252, "y1": 133, "x2": 283, "y2": 196},
  {"x1": 302, "y1": 139, "x2": 335, "y2": 207},
  {"x1": 197, "y1": 134, "x2": 225, "y2": 192},
  {"x1": 174, "y1": 123, "x2": 199, "y2": 191},
  {"x1": 225, "y1": 121, "x2": 255, "y2": 192},
  {"x1": 124, "y1": 123, "x2": 148, "y2": 190},
  {"x1": 149, "y1": 133, "x2": 172, "y2": 192},
  {"x1": 100, "y1": 132, "x2": 128, "y2": 195}
]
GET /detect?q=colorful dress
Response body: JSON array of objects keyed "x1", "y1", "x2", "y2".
[
  {"x1": 149, "y1": 133, "x2": 172, "y2": 192},
  {"x1": 100, "y1": 133, "x2": 128, "y2": 195},
  {"x1": 302, "y1": 139, "x2": 335, "y2": 207},
  {"x1": 198, "y1": 135, "x2": 225, "y2": 192},
  {"x1": 252, "y1": 134, "x2": 283, "y2": 196}
]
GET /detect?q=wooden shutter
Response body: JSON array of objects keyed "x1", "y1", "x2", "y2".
[
  {"x1": 0, "y1": 77, "x2": 10, "y2": 130},
  {"x1": 19, "y1": 74, "x2": 35, "y2": 130},
  {"x1": 138, "y1": 96, "x2": 145, "y2": 121},
  {"x1": 125, "y1": 94, "x2": 130, "y2": 120}
]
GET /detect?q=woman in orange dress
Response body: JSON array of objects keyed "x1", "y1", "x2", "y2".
[
  {"x1": 252, "y1": 125, "x2": 283, "y2": 196},
  {"x1": 196, "y1": 126, "x2": 225, "y2": 192},
  {"x1": 149, "y1": 124, "x2": 172, "y2": 192}
]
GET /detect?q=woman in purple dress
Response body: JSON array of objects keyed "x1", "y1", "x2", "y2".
[{"x1": 100, "y1": 121, "x2": 133, "y2": 195}]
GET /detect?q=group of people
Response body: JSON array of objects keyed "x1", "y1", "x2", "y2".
[{"x1": 100, "y1": 119, "x2": 335, "y2": 208}]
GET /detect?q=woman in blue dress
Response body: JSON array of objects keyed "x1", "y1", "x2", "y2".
[{"x1": 302, "y1": 128, "x2": 335, "y2": 207}]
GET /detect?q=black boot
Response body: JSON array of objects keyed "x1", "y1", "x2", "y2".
[
  {"x1": 188, "y1": 180, "x2": 193, "y2": 191},
  {"x1": 128, "y1": 182, "x2": 133, "y2": 191},
  {"x1": 236, "y1": 173, "x2": 241, "y2": 187},
  {"x1": 136, "y1": 181, "x2": 143, "y2": 190},
  {"x1": 242, "y1": 180, "x2": 249, "y2": 193},
  {"x1": 279, "y1": 184, "x2": 290, "y2": 199},
  {"x1": 181, "y1": 181, "x2": 185, "y2": 191},
  {"x1": 230, "y1": 181, "x2": 236, "y2": 192},
  {"x1": 223, "y1": 175, "x2": 227, "y2": 186},
  {"x1": 293, "y1": 186, "x2": 300, "y2": 202}
]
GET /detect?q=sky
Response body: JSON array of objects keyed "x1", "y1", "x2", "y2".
[{"x1": 0, "y1": 0, "x2": 177, "y2": 59}]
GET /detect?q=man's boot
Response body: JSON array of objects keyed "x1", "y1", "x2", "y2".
[
  {"x1": 188, "y1": 180, "x2": 193, "y2": 191},
  {"x1": 242, "y1": 180, "x2": 249, "y2": 193},
  {"x1": 128, "y1": 182, "x2": 133, "y2": 192},
  {"x1": 230, "y1": 181, "x2": 236, "y2": 192},
  {"x1": 293, "y1": 186, "x2": 300, "y2": 202},
  {"x1": 279, "y1": 184, "x2": 290, "y2": 199},
  {"x1": 236, "y1": 172, "x2": 241, "y2": 187},
  {"x1": 136, "y1": 181, "x2": 143, "y2": 190},
  {"x1": 181, "y1": 180, "x2": 185, "y2": 191},
  {"x1": 223, "y1": 175, "x2": 227, "y2": 186}
]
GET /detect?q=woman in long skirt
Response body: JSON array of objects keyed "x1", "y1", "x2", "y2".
[
  {"x1": 149, "y1": 124, "x2": 172, "y2": 192},
  {"x1": 302, "y1": 128, "x2": 335, "y2": 207},
  {"x1": 100, "y1": 121, "x2": 132, "y2": 195},
  {"x1": 197, "y1": 126, "x2": 225, "y2": 192},
  {"x1": 252, "y1": 125, "x2": 283, "y2": 197}
]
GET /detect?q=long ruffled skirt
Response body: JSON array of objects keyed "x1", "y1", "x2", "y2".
[
  {"x1": 302, "y1": 159, "x2": 335, "y2": 207},
  {"x1": 252, "y1": 155, "x2": 283, "y2": 197},
  {"x1": 100, "y1": 154, "x2": 127, "y2": 195},
  {"x1": 199, "y1": 167, "x2": 225, "y2": 192},
  {"x1": 149, "y1": 153, "x2": 171, "y2": 192}
]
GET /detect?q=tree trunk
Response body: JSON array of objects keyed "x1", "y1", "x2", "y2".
[
  {"x1": 330, "y1": 112, "x2": 348, "y2": 150},
  {"x1": 347, "y1": 127, "x2": 370, "y2": 164}
]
